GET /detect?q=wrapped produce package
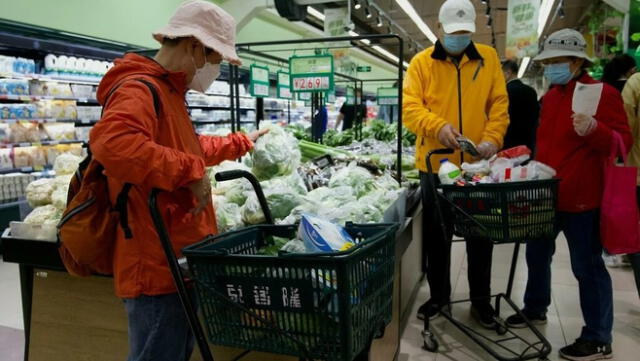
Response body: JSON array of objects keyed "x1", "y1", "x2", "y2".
[{"x1": 251, "y1": 125, "x2": 301, "y2": 180}]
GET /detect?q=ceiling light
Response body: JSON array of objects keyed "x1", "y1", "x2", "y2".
[
  {"x1": 481, "y1": 0, "x2": 487, "y2": 4},
  {"x1": 372, "y1": 45, "x2": 399, "y2": 63},
  {"x1": 365, "y1": 7, "x2": 372, "y2": 19},
  {"x1": 349, "y1": 30, "x2": 371, "y2": 45},
  {"x1": 376, "y1": 16, "x2": 383, "y2": 27},
  {"x1": 538, "y1": 0, "x2": 559, "y2": 36},
  {"x1": 395, "y1": 0, "x2": 438, "y2": 44},
  {"x1": 558, "y1": 1, "x2": 565, "y2": 19},
  {"x1": 518, "y1": 57, "x2": 531, "y2": 78},
  {"x1": 354, "y1": 0, "x2": 361, "y2": 10},
  {"x1": 307, "y1": 6, "x2": 325, "y2": 21}
]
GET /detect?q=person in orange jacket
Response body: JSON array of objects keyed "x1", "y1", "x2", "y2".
[{"x1": 89, "y1": 2, "x2": 267, "y2": 360}]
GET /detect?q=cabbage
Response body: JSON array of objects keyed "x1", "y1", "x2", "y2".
[
  {"x1": 251, "y1": 125, "x2": 301, "y2": 180},
  {"x1": 242, "y1": 187, "x2": 305, "y2": 224},
  {"x1": 52, "y1": 174, "x2": 73, "y2": 191},
  {"x1": 54, "y1": 153, "x2": 83, "y2": 175},
  {"x1": 261, "y1": 171, "x2": 308, "y2": 195},
  {"x1": 25, "y1": 178, "x2": 55, "y2": 207},
  {"x1": 51, "y1": 187, "x2": 68, "y2": 210},
  {"x1": 213, "y1": 196, "x2": 243, "y2": 233},
  {"x1": 24, "y1": 205, "x2": 62, "y2": 225},
  {"x1": 328, "y1": 162, "x2": 375, "y2": 198},
  {"x1": 210, "y1": 161, "x2": 253, "y2": 205},
  {"x1": 307, "y1": 186, "x2": 356, "y2": 207},
  {"x1": 333, "y1": 201, "x2": 383, "y2": 224}
]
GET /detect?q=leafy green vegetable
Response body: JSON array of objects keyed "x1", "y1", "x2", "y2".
[
  {"x1": 252, "y1": 125, "x2": 301, "y2": 180},
  {"x1": 256, "y1": 236, "x2": 290, "y2": 255},
  {"x1": 328, "y1": 162, "x2": 376, "y2": 198},
  {"x1": 323, "y1": 129, "x2": 355, "y2": 147}
]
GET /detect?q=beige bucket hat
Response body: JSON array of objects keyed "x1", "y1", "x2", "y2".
[
  {"x1": 533, "y1": 29, "x2": 592, "y2": 64},
  {"x1": 153, "y1": 0, "x2": 242, "y2": 65}
]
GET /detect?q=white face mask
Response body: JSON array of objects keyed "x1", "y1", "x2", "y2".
[{"x1": 188, "y1": 47, "x2": 220, "y2": 93}]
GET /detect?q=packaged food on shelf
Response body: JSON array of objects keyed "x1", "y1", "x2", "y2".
[
  {"x1": 0, "y1": 79, "x2": 30, "y2": 95},
  {"x1": 13, "y1": 146, "x2": 38, "y2": 168},
  {"x1": 43, "y1": 122, "x2": 76, "y2": 141},
  {"x1": 31, "y1": 147, "x2": 47, "y2": 170},
  {"x1": 8, "y1": 122, "x2": 41, "y2": 143},
  {"x1": 74, "y1": 127, "x2": 91, "y2": 141},
  {"x1": 70, "y1": 84, "x2": 94, "y2": 98},
  {"x1": 0, "y1": 104, "x2": 38, "y2": 119},
  {"x1": 76, "y1": 106, "x2": 101, "y2": 120},
  {"x1": 0, "y1": 148, "x2": 13, "y2": 169},
  {"x1": 46, "y1": 100, "x2": 77, "y2": 119}
]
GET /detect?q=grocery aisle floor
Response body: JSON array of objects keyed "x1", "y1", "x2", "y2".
[
  {"x1": 1, "y1": 234, "x2": 638, "y2": 361},
  {"x1": 399, "y1": 234, "x2": 640, "y2": 361}
]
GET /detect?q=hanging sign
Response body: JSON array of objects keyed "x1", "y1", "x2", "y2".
[
  {"x1": 298, "y1": 92, "x2": 312, "y2": 101},
  {"x1": 277, "y1": 71, "x2": 292, "y2": 99},
  {"x1": 289, "y1": 55, "x2": 334, "y2": 92},
  {"x1": 357, "y1": 66, "x2": 372, "y2": 72},
  {"x1": 505, "y1": 0, "x2": 540, "y2": 59},
  {"x1": 377, "y1": 87, "x2": 399, "y2": 105},
  {"x1": 344, "y1": 86, "x2": 355, "y2": 105},
  {"x1": 249, "y1": 64, "x2": 270, "y2": 98}
]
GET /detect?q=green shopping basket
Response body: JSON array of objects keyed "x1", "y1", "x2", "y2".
[
  {"x1": 440, "y1": 179, "x2": 559, "y2": 243},
  {"x1": 181, "y1": 222, "x2": 398, "y2": 361}
]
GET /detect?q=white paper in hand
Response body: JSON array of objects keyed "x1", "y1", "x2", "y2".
[{"x1": 572, "y1": 82, "x2": 603, "y2": 116}]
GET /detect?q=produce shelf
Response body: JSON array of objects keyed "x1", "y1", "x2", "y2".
[
  {"x1": 0, "y1": 94, "x2": 98, "y2": 103},
  {"x1": 0, "y1": 140, "x2": 86, "y2": 149}
]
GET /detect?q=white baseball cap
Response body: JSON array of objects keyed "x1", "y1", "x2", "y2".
[
  {"x1": 153, "y1": 0, "x2": 241, "y2": 65},
  {"x1": 533, "y1": 29, "x2": 591, "y2": 63},
  {"x1": 439, "y1": 0, "x2": 477, "y2": 34}
]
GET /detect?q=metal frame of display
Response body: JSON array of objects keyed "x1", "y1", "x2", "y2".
[{"x1": 231, "y1": 34, "x2": 404, "y2": 181}]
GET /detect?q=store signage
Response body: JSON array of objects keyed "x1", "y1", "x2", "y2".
[
  {"x1": 357, "y1": 66, "x2": 372, "y2": 72},
  {"x1": 298, "y1": 92, "x2": 312, "y2": 101},
  {"x1": 249, "y1": 64, "x2": 270, "y2": 98},
  {"x1": 345, "y1": 86, "x2": 355, "y2": 105},
  {"x1": 289, "y1": 55, "x2": 334, "y2": 92},
  {"x1": 276, "y1": 71, "x2": 292, "y2": 99},
  {"x1": 325, "y1": 91, "x2": 336, "y2": 103},
  {"x1": 377, "y1": 87, "x2": 399, "y2": 105},
  {"x1": 505, "y1": 0, "x2": 540, "y2": 59}
]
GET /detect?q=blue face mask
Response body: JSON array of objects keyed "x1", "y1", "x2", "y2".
[
  {"x1": 544, "y1": 62, "x2": 574, "y2": 85},
  {"x1": 443, "y1": 34, "x2": 472, "y2": 55}
]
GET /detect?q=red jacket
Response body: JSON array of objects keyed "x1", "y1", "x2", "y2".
[
  {"x1": 536, "y1": 73, "x2": 632, "y2": 212},
  {"x1": 90, "y1": 54, "x2": 253, "y2": 298}
]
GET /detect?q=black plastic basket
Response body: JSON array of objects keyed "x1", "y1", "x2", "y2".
[
  {"x1": 440, "y1": 179, "x2": 559, "y2": 243},
  {"x1": 182, "y1": 222, "x2": 398, "y2": 361}
]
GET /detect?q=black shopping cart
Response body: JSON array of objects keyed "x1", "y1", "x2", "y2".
[
  {"x1": 420, "y1": 149, "x2": 556, "y2": 361},
  {"x1": 148, "y1": 169, "x2": 399, "y2": 361}
]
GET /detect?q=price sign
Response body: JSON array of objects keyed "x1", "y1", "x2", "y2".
[
  {"x1": 250, "y1": 65, "x2": 270, "y2": 98},
  {"x1": 377, "y1": 87, "x2": 399, "y2": 106},
  {"x1": 277, "y1": 71, "x2": 292, "y2": 99},
  {"x1": 345, "y1": 86, "x2": 355, "y2": 105},
  {"x1": 289, "y1": 55, "x2": 334, "y2": 93},
  {"x1": 298, "y1": 92, "x2": 312, "y2": 101}
]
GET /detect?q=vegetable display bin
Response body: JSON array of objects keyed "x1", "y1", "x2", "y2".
[
  {"x1": 440, "y1": 179, "x2": 559, "y2": 243},
  {"x1": 182, "y1": 222, "x2": 398, "y2": 361}
]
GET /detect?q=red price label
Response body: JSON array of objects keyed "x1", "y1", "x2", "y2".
[{"x1": 293, "y1": 76, "x2": 329, "y2": 91}]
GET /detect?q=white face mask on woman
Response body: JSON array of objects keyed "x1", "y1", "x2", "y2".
[{"x1": 188, "y1": 46, "x2": 220, "y2": 93}]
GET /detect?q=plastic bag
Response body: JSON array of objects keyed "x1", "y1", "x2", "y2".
[
  {"x1": 54, "y1": 153, "x2": 82, "y2": 175},
  {"x1": 210, "y1": 161, "x2": 253, "y2": 205},
  {"x1": 461, "y1": 159, "x2": 490, "y2": 174},
  {"x1": 51, "y1": 187, "x2": 68, "y2": 209},
  {"x1": 251, "y1": 125, "x2": 301, "y2": 180},
  {"x1": 24, "y1": 204, "x2": 61, "y2": 225},
  {"x1": 280, "y1": 238, "x2": 306, "y2": 253},
  {"x1": 26, "y1": 178, "x2": 55, "y2": 207},
  {"x1": 242, "y1": 186, "x2": 305, "y2": 224},
  {"x1": 213, "y1": 196, "x2": 243, "y2": 233},
  {"x1": 328, "y1": 162, "x2": 375, "y2": 198}
]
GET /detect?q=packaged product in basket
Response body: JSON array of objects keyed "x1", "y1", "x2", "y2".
[
  {"x1": 298, "y1": 214, "x2": 354, "y2": 252},
  {"x1": 495, "y1": 146, "x2": 531, "y2": 166}
]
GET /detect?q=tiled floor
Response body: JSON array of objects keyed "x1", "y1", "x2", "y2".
[
  {"x1": 1, "y1": 233, "x2": 639, "y2": 361},
  {"x1": 399, "y1": 234, "x2": 640, "y2": 361}
]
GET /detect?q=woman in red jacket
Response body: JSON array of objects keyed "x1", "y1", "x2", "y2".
[{"x1": 505, "y1": 29, "x2": 632, "y2": 361}]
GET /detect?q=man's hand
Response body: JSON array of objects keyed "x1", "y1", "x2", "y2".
[
  {"x1": 572, "y1": 113, "x2": 597, "y2": 136},
  {"x1": 437, "y1": 124, "x2": 461, "y2": 149},
  {"x1": 187, "y1": 174, "x2": 212, "y2": 215},
  {"x1": 477, "y1": 141, "x2": 498, "y2": 159},
  {"x1": 247, "y1": 128, "x2": 269, "y2": 142}
]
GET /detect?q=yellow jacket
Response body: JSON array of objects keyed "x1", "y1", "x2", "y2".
[
  {"x1": 621, "y1": 73, "x2": 640, "y2": 174},
  {"x1": 403, "y1": 41, "x2": 510, "y2": 172}
]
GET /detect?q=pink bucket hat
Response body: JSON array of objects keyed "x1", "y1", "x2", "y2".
[{"x1": 153, "y1": 0, "x2": 242, "y2": 65}]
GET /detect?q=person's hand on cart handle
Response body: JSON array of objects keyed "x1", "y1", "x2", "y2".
[
  {"x1": 477, "y1": 141, "x2": 498, "y2": 159},
  {"x1": 187, "y1": 174, "x2": 212, "y2": 215},
  {"x1": 438, "y1": 124, "x2": 461, "y2": 150},
  {"x1": 248, "y1": 128, "x2": 269, "y2": 142}
]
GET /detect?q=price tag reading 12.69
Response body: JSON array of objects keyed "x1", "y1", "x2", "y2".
[{"x1": 292, "y1": 76, "x2": 330, "y2": 91}]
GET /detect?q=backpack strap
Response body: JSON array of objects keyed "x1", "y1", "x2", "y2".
[{"x1": 102, "y1": 77, "x2": 161, "y2": 239}]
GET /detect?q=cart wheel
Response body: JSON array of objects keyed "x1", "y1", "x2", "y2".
[
  {"x1": 422, "y1": 330, "x2": 438, "y2": 352},
  {"x1": 495, "y1": 318, "x2": 508, "y2": 335}
]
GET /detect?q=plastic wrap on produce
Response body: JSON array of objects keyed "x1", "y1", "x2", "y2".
[{"x1": 251, "y1": 125, "x2": 301, "y2": 180}]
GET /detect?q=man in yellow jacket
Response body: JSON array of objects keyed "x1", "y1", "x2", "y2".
[{"x1": 403, "y1": 0, "x2": 509, "y2": 326}]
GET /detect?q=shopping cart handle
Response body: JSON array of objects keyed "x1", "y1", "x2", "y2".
[{"x1": 215, "y1": 170, "x2": 274, "y2": 225}]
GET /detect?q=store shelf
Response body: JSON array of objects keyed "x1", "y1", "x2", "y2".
[
  {"x1": 0, "y1": 140, "x2": 86, "y2": 149},
  {"x1": 0, "y1": 118, "x2": 98, "y2": 125},
  {"x1": 0, "y1": 73, "x2": 101, "y2": 86},
  {"x1": 193, "y1": 120, "x2": 256, "y2": 124},
  {"x1": 0, "y1": 94, "x2": 99, "y2": 103},
  {"x1": 187, "y1": 105, "x2": 255, "y2": 110},
  {"x1": 0, "y1": 166, "x2": 35, "y2": 175}
]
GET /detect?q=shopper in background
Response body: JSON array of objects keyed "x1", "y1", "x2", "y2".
[
  {"x1": 505, "y1": 29, "x2": 632, "y2": 361},
  {"x1": 403, "y1": 0, "x2": 509, "y2": 328},
  {"x1": 335, "y1": 88, "x2": 366, "y2": 131},
  {"x1": 89, "y1": 2, "x2": 267, "y2": 361},
  {"x1": 620, "y1": 71, "x2": 640, "y2": 299},
  {"x1": 602, "y1": 54, "x2": 637, "y2": 92},
  {"x1": 501, "y1": 60, "x2": 539, "y2": 153}
]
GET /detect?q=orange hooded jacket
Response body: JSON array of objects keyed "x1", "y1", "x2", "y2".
[{"x1": 90, "y1": 53, "x2": 253, "y2": 298}]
